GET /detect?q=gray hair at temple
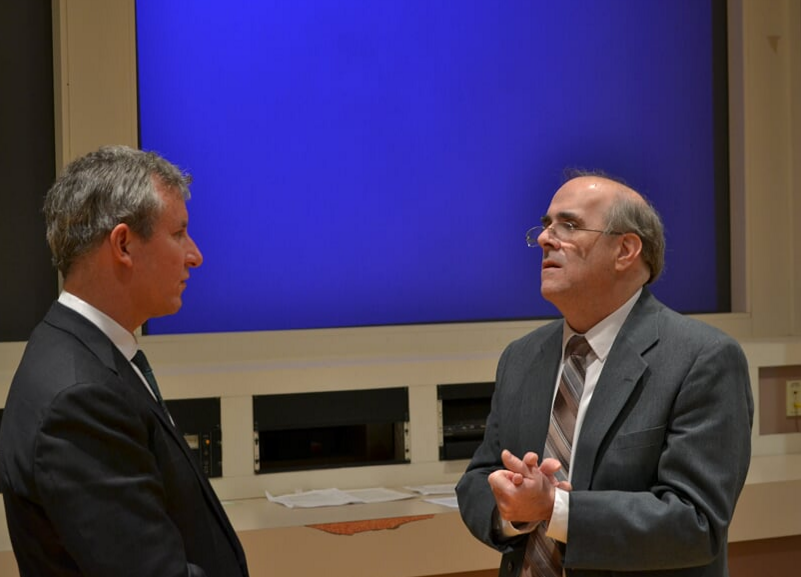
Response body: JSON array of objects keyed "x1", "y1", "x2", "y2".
[
  {"x1": 564, "y1": 167, "x2": 666, "y2": 285},
  {"x1": 44, "y1": 145, "x2": 192, "y2": 276}
]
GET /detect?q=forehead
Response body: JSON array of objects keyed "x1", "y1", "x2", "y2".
[
  {"x1": 154, "y1": 183, "x2": 189, "y2": 224},
  {"x1": 546, "y1": 177, "x2": 617, "y2": 221}
]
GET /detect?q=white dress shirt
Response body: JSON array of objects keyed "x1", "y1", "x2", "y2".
[{"x1": 57, "y1": 291, "x2": 161, "y2": 404}]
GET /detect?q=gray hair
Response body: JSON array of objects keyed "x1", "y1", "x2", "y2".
[
  {"x1": 563, "y1": 167, "x2": 666, "y2": 284},
  {"x1": 44, "y1": 145, "x2": 192, "y2": 276},
  {"x1": 604, "y1": 194, "x2": 665, "y2": 284}
]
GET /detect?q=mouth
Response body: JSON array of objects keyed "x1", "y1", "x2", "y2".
[{"x1": 542, "y1": 259, "x2": 560, "y2": 270}]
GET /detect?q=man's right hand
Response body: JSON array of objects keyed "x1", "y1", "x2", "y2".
[{"x1": 488, "y1": 449, "x2": 571, "y2": 525}]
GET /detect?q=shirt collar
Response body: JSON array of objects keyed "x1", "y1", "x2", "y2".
[
  {"x1": 562, "y1": 288, "x2": 642, "y2": 362},
  {"x1": 58, "y1": 291, "x2": 139, "y2": 361}
]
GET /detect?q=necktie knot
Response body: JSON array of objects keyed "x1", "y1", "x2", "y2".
[{"x1": 566, "y1": 334, "x2": 591, "y2": 360}]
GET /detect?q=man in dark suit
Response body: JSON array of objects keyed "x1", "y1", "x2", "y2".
[
  {"x1": 456, "y1": 173, "x2": 753, "y2": 577},
  {"x1": 0, "y1": 146, "x2": 250, "y2": 577}
]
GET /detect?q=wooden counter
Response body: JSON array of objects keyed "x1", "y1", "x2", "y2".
[{"x1": 2, "y1": 454, "x2": 801, "y2": 577}]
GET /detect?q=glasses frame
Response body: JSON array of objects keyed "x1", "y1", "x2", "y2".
[{"x1": 525, "y1": 222, "x2": 623, "y2": 247}]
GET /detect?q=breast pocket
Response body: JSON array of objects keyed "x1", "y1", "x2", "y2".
[
  {"x1": 593, "y1": 425, "x2": 667, "y2": 490},
  {"x1": 608, "y1": 425, "x2": 666, "y2": 451}
]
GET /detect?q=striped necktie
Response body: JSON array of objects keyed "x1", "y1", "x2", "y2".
[{"x1": 522, "y1": 335, "x2": 591, "y2": 577}]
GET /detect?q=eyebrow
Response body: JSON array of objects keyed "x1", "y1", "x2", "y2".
[
  {"x1": 541, "y1": 211, "x2": 582, "y2": 226},
  {"x1": 172, "y1": 220, "x2": 189, "y2": 234}
]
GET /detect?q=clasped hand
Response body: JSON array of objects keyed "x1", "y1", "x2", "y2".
[{"x1": 488, "y1": 449, "x2": 572, "y2": 525}]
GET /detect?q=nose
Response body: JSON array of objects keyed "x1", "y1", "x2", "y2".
[
  {"x1": 187, "y1": 235, "x2": 203, "y2": 268},
  {"x1": 538, "y1": 226, "x2": 560, "y2": 249}
]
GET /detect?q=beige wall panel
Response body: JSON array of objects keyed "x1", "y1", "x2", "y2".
[{"x1": 54, "y1": 0, "x2": 138, "y2": 164}]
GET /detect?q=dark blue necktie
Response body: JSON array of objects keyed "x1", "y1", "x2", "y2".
[{"x1": 132, "y1": 349, "x2": 173, "y2": 421}]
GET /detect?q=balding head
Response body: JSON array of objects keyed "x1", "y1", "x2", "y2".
[
  {"x1": 535, "y1": 172, "x2": 665, "y2": 331},
  {"x1": 557, "y1": 170, "x2": 665, "y2": 283}
]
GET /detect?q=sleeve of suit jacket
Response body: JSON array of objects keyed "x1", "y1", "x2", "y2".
[{"x1": 455, "y1": 342, "x2": 534, "y2": 553}]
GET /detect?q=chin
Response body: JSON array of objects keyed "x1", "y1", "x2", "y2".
[
  {"x1": 540, "y1": 285, "x2": 565, "y2": 307},
  {"x1": 151, "y1": 301, "x2": 183, "y2": 319},
  {"x1": 540, "y1": 283, "x2": 557, "y2": 298}
]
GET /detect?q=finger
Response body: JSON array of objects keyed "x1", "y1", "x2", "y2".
[
  {"x1": 488, "y1": 469, "x2": 516, "y2": 490},
  {"x1": 539, "y1": 457, "x2": 563, "y2": 477},
  {"x1": 522, "y1": 452, "x2": 540, "y2": 468},
  {"x1": 556, "y1": 481, "x2": 573, "y2": 492},
  {"x1": 501, "y1": 449, "x2": 526, "y2": 474},
  {"x1": 490, "y1": 469, "x2": 523, "y2": 486},
  {"x1": 489, "y1": 472, "x2": 518, "y2": 513}
]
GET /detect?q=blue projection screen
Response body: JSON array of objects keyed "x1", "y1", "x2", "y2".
[{"x1": 136, "y1": 0, "x2": 729, "y2": 335}]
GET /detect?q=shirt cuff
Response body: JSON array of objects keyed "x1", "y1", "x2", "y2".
[
  {"x1": 494, "y1": 508, "x2": 538, "y2": 538},
  {"x1": 545, "y1": 487, "x2": 569, "y2": 543}
]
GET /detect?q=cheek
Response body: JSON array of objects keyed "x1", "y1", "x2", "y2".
[
  {"x1": 165, "y1": 243, "x2": 186, "y2": 266},
  {"x1": 150, "y1": 249, "x2": 182, "y2": 280}
]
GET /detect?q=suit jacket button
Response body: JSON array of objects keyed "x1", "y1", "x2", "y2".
[{"x1": 506, "y1": 560, "x2": 515, "y2": 573}]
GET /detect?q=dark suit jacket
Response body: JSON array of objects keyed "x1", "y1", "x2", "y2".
[
  {"x1": 0, "y1": 302, "x2": 250, "y2": 577},
  {"x1": 456, "y1": 289, "x2": 753, "y2": 577}
]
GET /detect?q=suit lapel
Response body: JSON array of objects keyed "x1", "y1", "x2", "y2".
[
  {"x1": 117, "y1": 360, "x2": 242, "y2": 547},
  {"x1": 45, "y1": 302, "x2": 122, "y2": 376},
  {"x1": 570, "y1": 290, "x2": 661, "y2": 490},
  {"x1": 118, "y1": 360, "x2": 244, "y2": 557},
  {"x1": 47, "y1": 303, "x2": 196, "y2": 456},
  {"x1": 517, "y1": 323, "x2": 563, "y2": 454}
]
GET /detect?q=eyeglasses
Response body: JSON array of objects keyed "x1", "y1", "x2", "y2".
[{"x1": 525, "y1": 222, "x2": 623, "y2": 247}]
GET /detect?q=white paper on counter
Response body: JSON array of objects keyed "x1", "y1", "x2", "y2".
[
  {"x1": 424, "y1": 496, "x2": 459, "y2": 509},
  {"x1": 266, "y1": 487, "x2": 414, "y2": 508},
  {"x1": 404, "y1": 483, "x2": 456, "y2": 496}
]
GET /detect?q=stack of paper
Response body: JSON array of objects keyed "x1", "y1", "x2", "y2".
[{"x1": 265, "y1": 487, "x2": 415, "y2": 508}]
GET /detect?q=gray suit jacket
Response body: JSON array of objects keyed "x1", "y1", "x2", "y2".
[
  {"x1": 0, "y1": 302, "x2": 249, "y2": 577},
  {"x1": 456, "y1": 289, "x2": 753, "y2": 577}
]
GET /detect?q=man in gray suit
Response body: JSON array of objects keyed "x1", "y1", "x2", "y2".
[
  {"x1": 456, "y1": 172, "x2": 753, "y2": 577},
  {"x1": 0, "y1": 146, "x2": 249, "y2": 577}
]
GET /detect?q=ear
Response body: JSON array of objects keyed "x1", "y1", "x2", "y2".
[
  {"x1": 109, "y1": 223, "x2": 134, "y2": 268},
  {"x1": 614, "y1": 232, "x2": 643, "y2": 272}
]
